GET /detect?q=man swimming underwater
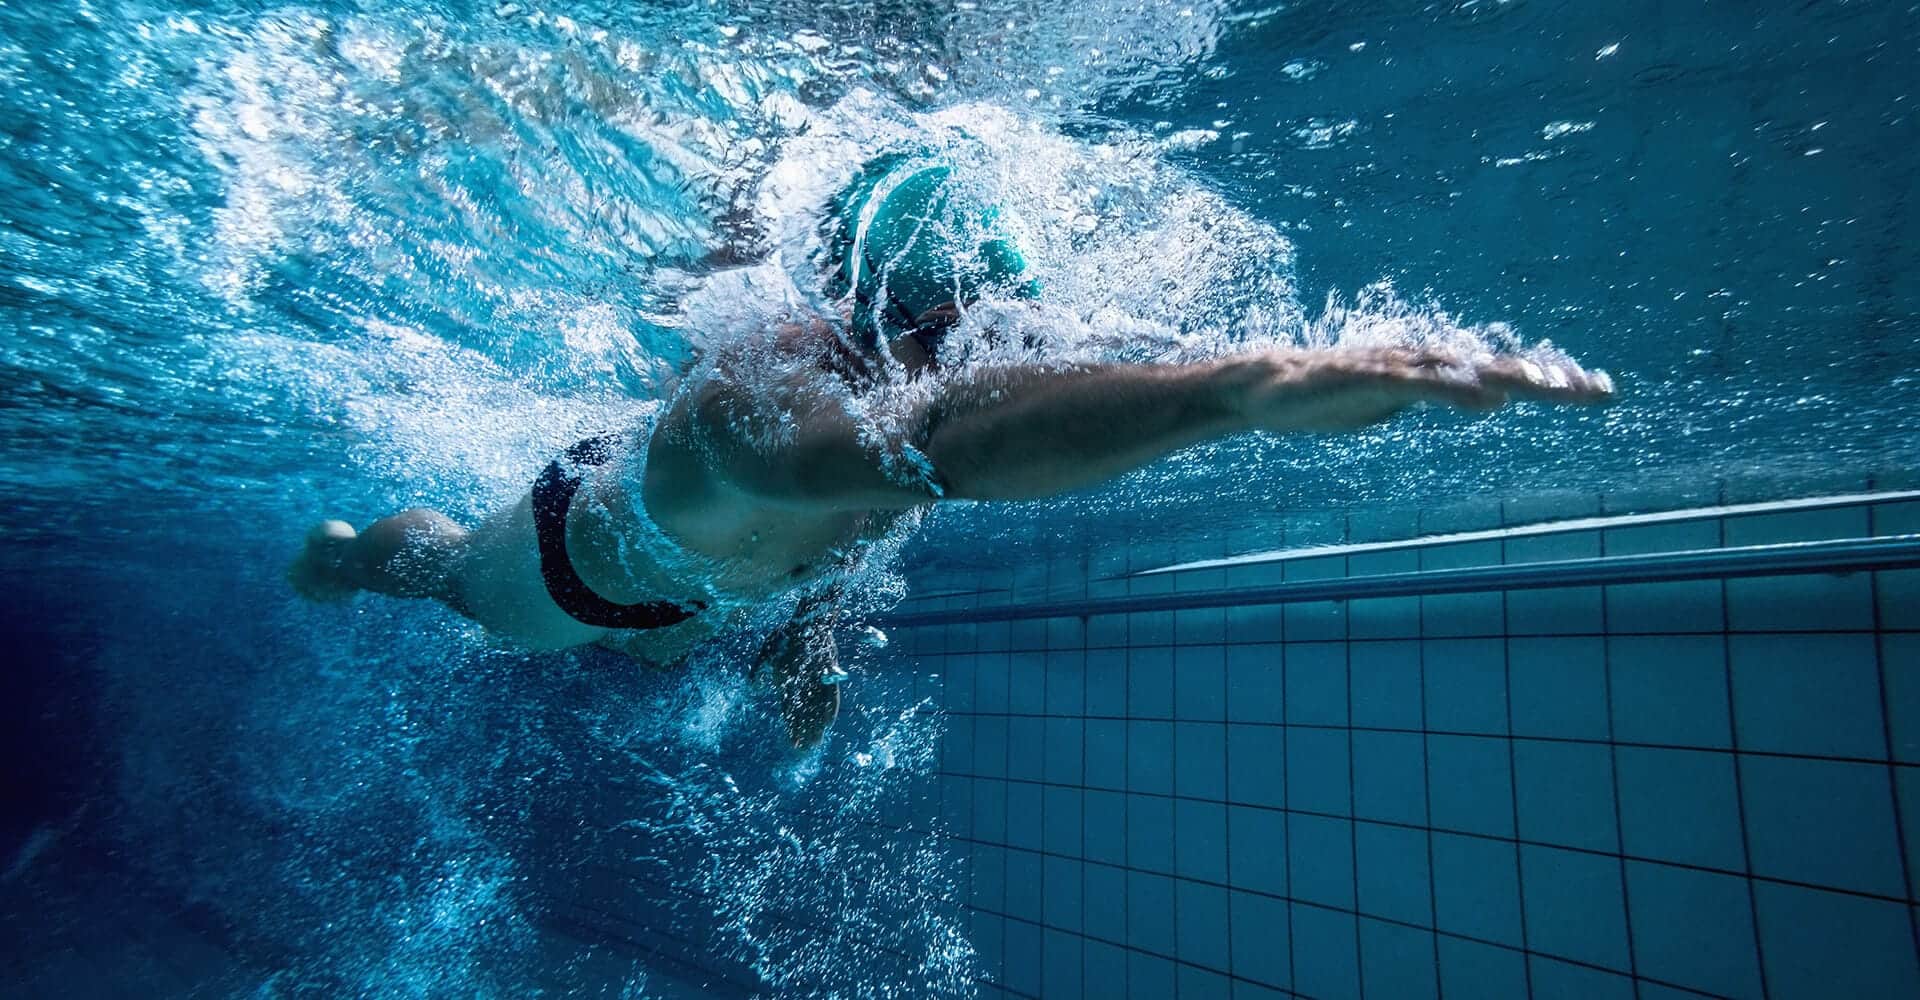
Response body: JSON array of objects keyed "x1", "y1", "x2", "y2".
[{"x1": 289, "y1": 154, "x2": 1613, "y2": 747}]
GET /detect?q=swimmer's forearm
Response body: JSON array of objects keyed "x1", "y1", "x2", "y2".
[{"x1": 924, "y1": 353, "x2": 1305, "y2": 502}]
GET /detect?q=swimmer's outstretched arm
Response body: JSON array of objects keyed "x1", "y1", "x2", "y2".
[
  {"x1": 921, "y1": 347, "x2": 1613, "y2": 502},
  {"x1": 698, "y1": 347, "x2": 1612, "y2": 510}
]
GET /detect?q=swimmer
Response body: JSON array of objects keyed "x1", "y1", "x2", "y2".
[{"x1": 288, "y1": 155, "x2": 1614, "y2": 747}]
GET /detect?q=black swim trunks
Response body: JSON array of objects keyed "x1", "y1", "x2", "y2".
[{"x1": 531, "y1": 434, "x2": 705, "y2": 630}]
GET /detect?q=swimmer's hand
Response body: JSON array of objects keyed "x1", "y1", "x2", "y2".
[
  {"x1": 758, "y1": 626, "x2": 842, "y2": 749},
  {"x1": 1232, "y1": 347, "x2": 1615, "y2": 433}
]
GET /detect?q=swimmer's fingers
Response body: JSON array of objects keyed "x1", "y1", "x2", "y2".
[{"x1": 1477, "y1": 356, "x2": 1616, "y2": 404}]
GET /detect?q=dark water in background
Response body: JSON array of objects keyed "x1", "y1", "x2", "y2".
[{"x1": 0, "y1": 0, "x2": 1914, "y2": 995}]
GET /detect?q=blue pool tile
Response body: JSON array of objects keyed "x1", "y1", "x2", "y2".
[
  {"x1": 1615, "y1": 745, "x2": 1746, "y2": 871},
  {"x1": 1043, "y1": 717, "x2": 1084, "y2": 785},
  {"x1": 1127, "y1": 793, "x2": 1174, "y2": 874},
  {"x1": 1085, "y1": 719, "x2": 1125, "y2": 790},
  {"x1": 1286, "y1": 813, "x2": 1355, "y2": 909},
  {"x1": 1042, "y1": 854, "x2": 1082, "y2": 931},
  {"x1": 1175, "y1": 798, "x2": 1228, "y2": 883},
  {"x1": 1085, "y1": 939, "x2": 1127, "y2": 997},
  {"x1": 1129, "y1": 647, "x2": 1175, "y2": 719},
  {"x1": 1084, "y1": 791, "x2": 1126, "y2": 866},
  {"x1": 1606, "y1": 580, "x2": 1724, "y2": 633},
  {"x1": 1625, "y1": 860, "x2": 1763, "y2": 999},
  {"x1": 1426, "y1": 734, "x2": 1514, "y2": 838},
  {"x1": 1041, "y1": 928, "x2": 1081, "y2": 999},
  {"x1": 1044, "y1": 650, "x2": 1085, "y2": 716},
  {"x1": 1178, "y1": 966, "x2": 1233, "y2": 1000},
  {"x1": 1423, "y1": 638, "x2": 1507, "y2": 735},
  {"x1": 1888, "y1": 634, "x2": 1920, "y2": 763},
  {"x1": 1508, "y1": 636, "x2": 1609, "y2": 740},
  {"x1": 1126, "y1": 720, "x2": 1173, "y2": 795},
  {"x1": 1176, "y1": 608, "x2": 1228, "y2": 646},
  {"x1": 1724, "y1": 509, "x2": 1875, "y2": 631},
  {"x1": 976, "y1": 652, "x2": 1012, "y2": 713},
  {"x1": 1431, "y1": 832, "x2": 1523, "y2": 946},
  {"x1": 947, "y1": 657, "x2": 977, "y2": 712},
  {"x1": 1176, "y1": 880, "x2": 1231, "y2": 971},
  {"x1": 1286, "y1": 726, "x2": 1351, "y2": 816},
  {"x1": 1353, "y1": 821, "x2": 1432, "y2": 926},
  {"x1": 1006, "y1": 782, "x2": 1043, "y2": 852},
  {"x1": 1350, "y1": 640, "x2": 1423, "y2": 730},
  {"x1": 1753, "y1": 881, "x2": 1920, "y2": 1000},
  {"x1": 1420, "y1": 542, "x2": 1505, "y2": 638},
  {"x1": 1520, "y1": 844, "x2": 1630, "y2": 971},
  {"x1": 1351, "y1": 730, "x2": 1427, "y2": 827},
  {"x1": 1084, "y1": 650, "x2": 1127, "y2": 715},
  {"x1": 1127, "y1": 951, "x2": 1175, "y2": 1000},
  {"x1": 1230, "y1": 891, "x2": 1292, "y2": 988},
  {"x1": 1131, "y1": 610, "x2": 1175, "y2": 647},
  {"x1": 1225, "y1": 643, "x2": 1285, "y2": 724},
  {"x1": 942, "y1": 775, "x2": 971, "y2": 837},
  {"x1": 1606, "y1": 518, "x2": 1720, "y2": 556},
  {"x1": 1881, "y1": 567, "x2": 1920, "y2": 630},
  {"x1": 1358, "y1": 918, "x2": 1438, "y2": 1000},
  {"x1": 1901, "y1": 767, "x2": 1920, "y2": 899},
  {"x1": 1507, "y1": 585, "x2": 1604, "y2": 636},
  {"x1": 1285, "y1": 600, "x2": 1347, "y2": 642},
  {"x1": 975, "y1": 716, "x2": 1010, "y2": 779},
  {"x1": 1176, "y1": 644, "x2": 1227, "y2": 721},
  {"x1": 1513, "y1": 738, "x2": 1618, "y2": 852},
  {"x1": 1286, "y1": 641, "x2": 1349, "y2": 726},
  {"x1": 978, "y1": 619, "x2": 1011, "y2": 654},
  {"x1": 944, "y1": 716, "x2": 975, "y2": 774},
  {"x1": 973, "y1": 778, "x2": 1009, "y2": 845},
  {"x1": 1349, "y1": 594, "x2": 1422, "y2": 640},
  {"x1": 1226, "y1": 602, "x2": 1286, "y2": 644},
  {"x1": 1227, "y1": 805, "x2": 1288, "y2": 895},
  {"x1": 1349, "y1": 550, "x2": 1421, "y2": 639},
  {"x1": 1528, "y1": 956, "x2": 1635, "y2": 1000},
  {"x1": 1175, "y1": 722, "x2": 1227, "y2": 800},
  {"x1": 1727, "y1": 572, "x2": 1875, "y2": 633},
  {"x1": 1088, "y1": 612, "x2": 1128, "y2": 648},
  {"x1": 1504, "y1": 527, "x2": 1602, "y2": 563},
  {"x1": 1436, "y1": 936, "x2": 1527, "y2": 1000},
  {"x1": 1739, "y1": 755, "x2": 1906, "y2": 897},
  {"x1": 1047, "y1": 614, "x2": 1087, "y2": 650},
  {"x1": 973, "y1": 843, "x2": 1007, "y2": 911},
  {"x1": 1730, "y1": 633, "x2": 1884, "y2": 758},
  {"x1": 974, "y1": 912, "x2": 1005, "y2": 988},
  {"x1": 1007, "y1": 717, "x2": 1044, "y2": 782},
  {"x1": 1084, "y1": 863, "x2": 1127, "y2": 942},
  {"x1": 1010, "y1": 618, "x2": 1049, "y2": 652},
  {"x1": 1006, "y1": 849, "x2": 1043, "y2": 922},
  {"x1": 1226, "y1": 724, "x2": 1286, "y2": 809},
  {"x1": 1009, "y1": 652, "x2": 1047, "y2": 715},
  {"x1": 1290, "y1": 904, "x2": 1361, "y2": 1000},
  {"x1": 1126, "y1": 870, "x2": 1177, "y2": 955},
  {"x1": 1043, "y1": 786, "x2": 1082, "y2": 858},
  {"x1": 1609, "y1": 635, "x2": 1733, "y2": 748}
]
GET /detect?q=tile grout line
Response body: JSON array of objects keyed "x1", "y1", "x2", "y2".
[
  {"x1": 1868, "y1": 501, "x2": 1920, "y2": 979},
  {"x1": 1718, "y1": 501, "x2": 1774, "y2": 1000}
]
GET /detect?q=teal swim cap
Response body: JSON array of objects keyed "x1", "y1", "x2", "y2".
[{"x1": 825, "y1": 153, "x2": 1040, "y2": 353}]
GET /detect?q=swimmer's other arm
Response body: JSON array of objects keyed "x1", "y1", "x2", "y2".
[{"x1": 700, "y1": 346, "x2": 1614, "y2": 510}]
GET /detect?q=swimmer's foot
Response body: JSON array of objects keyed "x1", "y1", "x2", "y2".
[{"x1": 287, "y1": 519, "x2": 360, "y2": 602}]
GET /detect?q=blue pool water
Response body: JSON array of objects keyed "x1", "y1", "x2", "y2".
[{"x1": 1, "y1": 1, "x2": 1916, "y2": 997}]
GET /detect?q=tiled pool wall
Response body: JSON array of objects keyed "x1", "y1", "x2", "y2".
[{"x1": 882, "y1": 487, "x2": 1920, "y2": 999}]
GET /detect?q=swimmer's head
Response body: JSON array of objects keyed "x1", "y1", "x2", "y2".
[{"x1": 824, "y1": 153, "x2": 1040, "y2": 367}]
